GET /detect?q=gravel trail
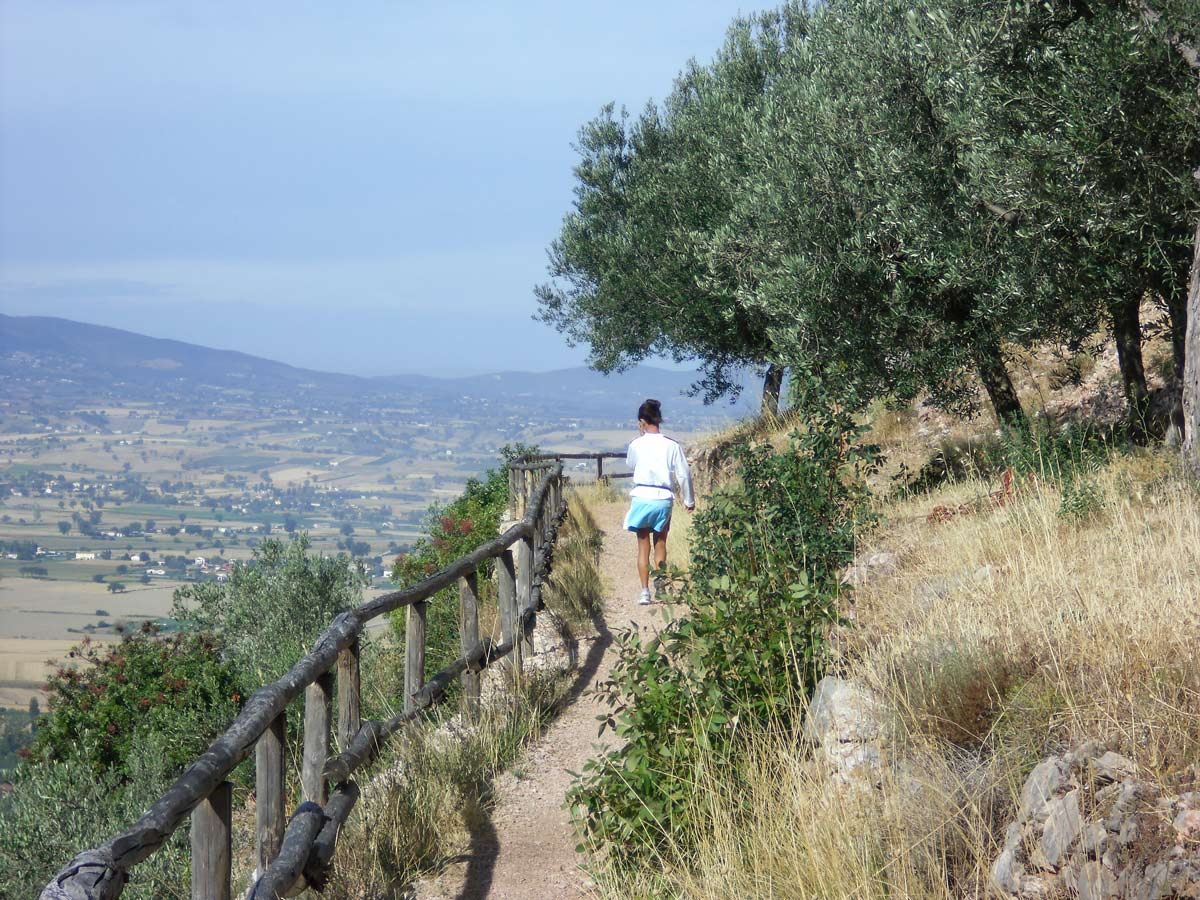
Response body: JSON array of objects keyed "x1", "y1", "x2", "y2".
[{"x1": 412, "y1": 496, "x2": 664, "y2": 900}]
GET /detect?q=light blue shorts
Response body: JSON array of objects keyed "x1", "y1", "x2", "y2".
[{"x1": 624, "y1": 498, "x2": 673, "y2": 533}]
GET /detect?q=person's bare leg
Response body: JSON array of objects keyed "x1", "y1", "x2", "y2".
[
  {"x1": 651, "y1": 527, "x2": 669, "y2": 595},
  {"x1": 652, "y1": 527, "x2": 669, "y2": 570},
  {"x1": 636, "y1": 528, "x2": 652, "y2": 589}
]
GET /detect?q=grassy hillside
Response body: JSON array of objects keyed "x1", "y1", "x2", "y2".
[{"x1": 586, "y1": 370, "x2": 1200, "y2": 898}]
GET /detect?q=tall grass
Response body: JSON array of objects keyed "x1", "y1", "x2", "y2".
[
  {"x1": 323, "y1": 675, "x2": 567, "y2": 899},
  {"x1": 590, "y1": 448, "x2": 1200, "y2": 898},
  {"x1": 541, "y1": 490, "x2": 605, "y2": 630},
  {"x1": 850, "y1": 450, "x2": 1200, "y2": 771},
  {"x1": 595, "y1": 724, "x2": 1006, "y2": 900},
  {"x1": 321, "y1": 487, "x2": 608, "y2": 897}
]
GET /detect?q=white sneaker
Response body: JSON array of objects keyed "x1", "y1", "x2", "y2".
[{"x1": 638, "y1": 588, "x2": 652, "y2": 605}]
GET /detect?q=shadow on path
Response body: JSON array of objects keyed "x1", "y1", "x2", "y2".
[
  {"x1": 449, "y1": 803, "x2": 501, "y2": 900},
  {"x1": 445, "y1": 599, "x2": 614, "y2": 900}
]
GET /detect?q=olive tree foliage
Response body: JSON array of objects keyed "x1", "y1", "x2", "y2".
[
  {"x1": 720, "y1": 0, "x2": 1194, "y2": 428},
  {"x1": 534, "y1": 13, "x2": 799, "y2": 412},
  {"x1": 542, "y1": 0, "x2": 1198, "y2": 431},
  {"x1": 971, "y1": 0, "x2": 1200, "y2": 430},
  {"x1": 171, "y1": 535, "x2": 367, "y2": 686},
  {"x1": 708, "y1": 1, "x2": 1077, "y2": 425},
  {"x1": 1125, "y1": 0, "x2": 1200, "y2": 467}
]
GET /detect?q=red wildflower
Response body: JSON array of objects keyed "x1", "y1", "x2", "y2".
[
  {"x1": 106, "y1": 723, "x2": 118, "y2": 734},
  {"x1": 459, "y1": 519, "x2": 474, "y2": 535}
]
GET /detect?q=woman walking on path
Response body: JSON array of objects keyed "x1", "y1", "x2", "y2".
[{"x1": 624, "y1": 399, "x2": 694, "y2": 604}]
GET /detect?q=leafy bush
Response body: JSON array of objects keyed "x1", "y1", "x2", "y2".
[
  {"x1": 389, "y1": 459, "x2": 513, "y2": 673},
  {"x1": 172, "y1": 535, "x2": 366, "y2": 686},
  {"x1": 570, "y1": 408, "x2": 877, "y2": 864},
  {"x1": 0, "y1": 740, "x2": 193, "y2": 900},
  {"x1": 1057, "y1": 476, "x2": 1107, "y2": 523},
  {"x1": 26, "y1": 627, "x2": 241, "y2": 777}
]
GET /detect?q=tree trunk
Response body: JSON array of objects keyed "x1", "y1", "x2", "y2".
[
  {"x1": 1183, "y1": 218, "x2": 1200, "y2": 472},
  {"x1": 977, "y1": 342, "x2": 1027, "y2": 430},
  {"x1": 1159, "y1": 273, "x2": 1189, "y2": 384},
  {"x1": 1136, "y1": 0, "x2": 1199, "y2": 469},
  {"x1": 1111, "y1": 294, "x2": 1151, "y2": 437},
  {"x1": 761, "y1": 364, "x2": 785, "y2": 417}
]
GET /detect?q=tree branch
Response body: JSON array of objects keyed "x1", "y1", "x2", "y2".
[{"x1": 981, "y1": 200, "x2": 1021, "y2": 226}]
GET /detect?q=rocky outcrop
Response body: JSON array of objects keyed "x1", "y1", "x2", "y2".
[
  {"x1": 840, "y1": 549, "x2": 898, "y2": 588},
  {"x1": 804, "y1": 676, "x2": 887, "y2": 788},
  {"x1": 991, "y1": 743, "x2": 1200, "y2": 899}
]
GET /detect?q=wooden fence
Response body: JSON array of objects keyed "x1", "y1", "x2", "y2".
[
  {"x1": 40, "y1": 460, "x2": 567, "y2": 900},
  {"x1": 514, "y1": 451, "x2": 629, "y2": 484}
]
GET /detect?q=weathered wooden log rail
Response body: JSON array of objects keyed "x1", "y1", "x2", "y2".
[
  {"x1": 40, "y1": 460, "x2": 567, "y2": 900},
  {"x1": 511, "y1": 450, "x2": 629, "y2": 486}
]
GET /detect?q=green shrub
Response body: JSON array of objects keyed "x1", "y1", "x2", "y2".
[
  {"x1": 26, "y1": 627, "x2": 241, "y2": 777},
  {"x1": 172, "y1": 535, "x2": 366, "y2": 686},
  {"x1": 570, "y1": 407, "x2": 877, "y2": 864},
  {"x1": 1057, "y1": 476, "x2": 1107, "y2": 522},
  {"x1": 0, "y1": 740, "x2": 193, "y2": 900},
  {"x1": 896, "y1": 420, "x2": 1125, "y2": 498},
  {"x1": 389, "y1": 456, "x2": 516, "y2": 674}
]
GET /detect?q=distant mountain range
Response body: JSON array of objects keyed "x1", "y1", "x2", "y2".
[{"x1": 0, "y1": 314, "x2": 755, "y2": 422}]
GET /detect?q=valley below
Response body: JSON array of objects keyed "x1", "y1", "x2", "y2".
[{"x1": 0, "y1": 315, "x2": 745, "y2": 711}]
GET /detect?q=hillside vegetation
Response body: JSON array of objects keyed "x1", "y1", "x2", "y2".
[{"x1": 579, "y1": 394, "x2": 1198, "y2": 898}]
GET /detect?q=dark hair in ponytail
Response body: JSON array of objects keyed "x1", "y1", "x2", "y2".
[{"x1": 638, "y1": 398, "x2": 663, "y2": 426}]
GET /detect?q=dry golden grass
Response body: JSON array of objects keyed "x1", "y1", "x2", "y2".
[
  {"x1": 596, "y1": 727, "x2": 1004, "y2": 900},
  {"x1": 594, "y1": 445, "x2": 1199, "y2": 900},
  {"x1": 846, "y1": 449, "x2": 1200, "y2": 772}
]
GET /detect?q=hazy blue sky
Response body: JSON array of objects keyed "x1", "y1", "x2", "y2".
[{"x1": 0, "y1": 1, "x2": 760, "y2": 376}]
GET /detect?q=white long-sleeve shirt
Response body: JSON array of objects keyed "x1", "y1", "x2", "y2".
[{"x1": 626, "y1": 432, "x2": 694, "y2": 507}]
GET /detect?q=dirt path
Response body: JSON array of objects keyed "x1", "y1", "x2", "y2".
[{"x1": 412, "y1": 496, "x2": 660, "y2": 900}]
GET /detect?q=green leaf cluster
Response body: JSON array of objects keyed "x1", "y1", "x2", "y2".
[{"x1": 389, "y1": 452, "x2": 521, "y2": 673}]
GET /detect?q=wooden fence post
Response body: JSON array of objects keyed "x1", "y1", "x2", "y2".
[
  {"x1": 497, "y1": 547, "x2": 521, "y2": 684},
  {"x1": 596, "y1": 456, "x2": 603, "y2": 482},
  {"x1": 192, "y1": 780, "x2": 232, "y2": 900},
  {"x1": 459, "y1": 571, "x2": 481, "y2": 718},
  {"x1": 337, "y1": 638, "x2": 361, "y2": 749},
  {"x1": 508, "y1": 465, "x2": 519, "y2": 519},
  {"x1": 404, "y1": 600, "x2": 427, "y2": 714},
  {"x1": 517, "y1": 531, "x2": 535, "y2": 662},
  {"x1": 303, "y1": 671, "x2": 334, "y2": 806},
  {"x1": 256, "y1": 712, "x2": 287, "y2": 876}
]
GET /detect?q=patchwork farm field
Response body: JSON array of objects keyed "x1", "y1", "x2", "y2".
[{"x1": 0, "y1": 356, "x2": 736, "y2": 709}]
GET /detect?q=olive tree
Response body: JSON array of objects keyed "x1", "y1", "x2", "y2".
[{"x1": 536, "y1": 13, "x2": 800, "y2": 413}]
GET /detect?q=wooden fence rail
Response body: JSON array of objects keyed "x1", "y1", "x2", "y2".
[
  {"x1": 40, "y1": 460, "x2": 567, "y2": 900},
  {"x1": 510, "y1": 451, "x2": 629, "y2": 487}
]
